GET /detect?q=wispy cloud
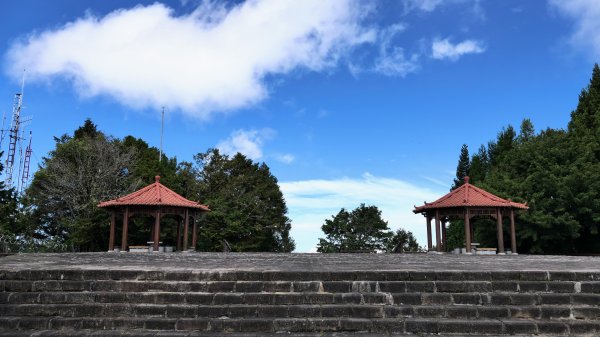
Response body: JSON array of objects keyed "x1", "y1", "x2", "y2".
[
  {"x1": 5, "y1": 0, "x2": 375, "y2": 119},
  {"x1": 280, "y1": 173, "x2": 444, "y2": 252},
  {"x1": 275, "y1": 153, "x2": 295, "y2": 164},
  {"x1": 217, "y1": 128, "x2": 275, "y2": 160},
  {"x1": 549, "y1": 0, "x2": 600, "y2": 58},
  {"x1": 431, "y1": 38, "x2": 485, "y2": 61},
  {"x1": 373, "y1": 24, "x2": 420, "y2": 77}
]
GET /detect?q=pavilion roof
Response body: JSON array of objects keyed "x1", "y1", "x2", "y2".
[
  {"x1": 98, "y1": 176, "x2": 210, "y2": 211},
  {"x1": 413, "y1": 177, "x2": 528, "y2": 213}
]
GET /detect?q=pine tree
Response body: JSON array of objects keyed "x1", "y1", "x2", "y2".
[{"x1": 451, "y1": 144, "x2": 470, "y2": 190}]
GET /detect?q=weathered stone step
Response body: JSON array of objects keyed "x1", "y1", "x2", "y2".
[
  {"x1": 1, "y1": 316, "x2": 599, "y2": 334},
  {"x1": 3, "y1": 279, "x2": 598, "y2": 294},
  {"x1": 0, "y1": 331, "x2": 552, "y2": 337},
  {"x1": 3, "y1": 269, "x2": 600, "y2": 282},
  {"x1": 3, "y1": 291, "x2": 599, "y2": 306},
  {"x1": 2, "y1": 303, "x2": 599, "y2": 320}
]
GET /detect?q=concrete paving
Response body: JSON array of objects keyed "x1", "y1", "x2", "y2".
[{"x1": 1, "y1": 252, "x2": 600, "y2": 272}]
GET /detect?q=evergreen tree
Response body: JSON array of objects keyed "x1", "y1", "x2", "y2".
[
  {"x1": 468, "y1": 145, "x2": 489, "y2": 184},
  {"x1": 194, "y1": 149, "x2": 295, "y2": 252},
  {"x1": 317, "y1": 204, "x2": 392, "y2": 253},
  {"x1": 517, "y1": 118, "x2": 535, "y2": 144},
  {"x1": 451, "y1": 144, "x2": 470, "y2": 190},
  {"x1": 386, "y1": 228, "x2": 421, "y2": 253}
]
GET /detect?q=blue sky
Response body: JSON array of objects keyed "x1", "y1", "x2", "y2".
[{"x1": 1, "y1": 0, "x2": 599, "y2": 252}]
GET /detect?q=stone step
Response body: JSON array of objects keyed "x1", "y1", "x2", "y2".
[
  {"x1": 2, "y1": 279, "x2": 597, "y2": 293},
  {"x1": 0, "y1": 331, "x2": 551, "y2": 337},
  {"x1": 1, "y1": 316, "x2": 599, "y2": 334},
  {"x1": 2, "y1": 303, "x2": 599, "y2": 320},
  {"x1": 3, "y1": 269, "x2": 600, "y2": 282},
  {"x1": 3, "y1": 291, "x2": 599, "y2": 306}
]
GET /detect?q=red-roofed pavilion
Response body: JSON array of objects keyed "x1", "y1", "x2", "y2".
[
  {"x1": 99, "y1": 176, "x2": 210, "y2": 252},
  {"x1": 413, "y1": 177, "x2": 528, "y2": 254}
]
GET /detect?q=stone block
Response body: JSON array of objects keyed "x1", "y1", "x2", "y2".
[
  {"x1": 490, "y1": 271, "x2": 521, "y2": 281},
  {"x1": 392, "y1": 293, "x2": 421, "y2": 305},
  {"x1": 421, "y1": 293, "x2": 452, "y2": 305},
  {"x1": 518, "y1": 281, "x2": 547, "y2": 292},
  {"x1": 273, "y1": 318, "x2": 311, "y2": 332},
  {"x1": 536, "y1": 321, "x2": 569, "y2": 334},
  {"x1": 17, "y1": 317, "x2": 49, "y2": 330},
  {"x1": 239, "y1": 318, "x2": 273, "y2": 332},
  {"x1": 405, "y1": 318, "x2": 437, "y2": 333},
  {"x1": 414, "y1": 306, "x2": 445, "y2": 318},
  {"x1": 539, "y1": 293, "x2": 571, "y2": 305},
  {"x1": 435, "y1": 281, "x2": 466, "y2": 292},
  {"x1": 339, "y1": 318, "x2": 373, "y2": 331},
  {"x1": 371, "y1": 318, "x2": 404, "y2": 333},
  {"x1": 510, "y1": 306, "x2": 541, "y2": 319},
  {"x1": 452, "y1": 293, "x2": 481, "y2": 305},
  {"x1": 255, "y1": 305, "x2": 286, "y2": 318},
  {"x1": 572, "y1": 293, "x2": 600, "y2": 305},
  {"x1": 519, "y1": 271, "x2": 548, "y2": 281},
  {"x1": 332, "y1": 293, "x2": 360, "y2": 304},
  {"x1": 477, "y1": 307, "x2": 510, "y2": 319},
  {"x1": 581, "y1": 281, "x2": 600, "y2": 293},
  {"x1": 165, "y1": 305, "x2": 197, "y2": 318},
  {"x1": 547, "y1": 281, "x2": 576, "y2": 293},
  {"x1": 572, "y1": 307, "x2": 600, "y2": 319},
  {"x1": 361, "y1": 293, "x2": 388, "y2": 304},
  {"x1": 322, "y1": 281, "x2": 351, "y2": 293},
  {"x1": 504, "y1": 320, "x2": 537, "y2": 334},
  {"x1": 492, "y1": 281, "x2": 518, "y2": 292},
  {"x1": 288, "y1": 305, "x2": 320, "y2": 318},
  {"x1": 406, "y1": 281, "x2": 434, "y2": 292},
  {"x1": 175, "y1": 318, "x2": 209, "y2": 331},
  {"x1": 549, "y1": 271, "x2": 576, "y2": 281},
  {"x1": 196, "y1": 305, "x2": 227, "y2": 318},
  {"x1": 377, "y1": 281, "x2": 406, "y2": 293},
  {"x1": 227, "y1": 304, "x2": 258, "y2": 318},
  {"x1": 321, "y1": 305, "x2": 351, "y2": 317},
  {"x1": 569, "y1": 321, "x2": 600, "y2": 335},
  {"x1": 292, "y1": 281, "x2": 321, "y2": 292},
  {"x1": 206, "y1": 281, "x2": 235, "y2": 292},
  {"x1": 446, "y1": 306, "x2": 477, "y2": 319},
  {"x1": 351, "y1": 305, "x2": 384, "y2": 318},
  {"x1": 384, "y1": 305, "x2": 413, "y2": 318},
  {"x1": 408, "y1": 271, "x2": 436, "y2": 281},
  {"x1": 212, "y1": 293, "x2": 243, "y2": 305},
  {"x1": 305, "y1": 293, "x2": 334, "y2": 305},
  {"x1": 510, "y1": 293, "x2": 539, "y2": 305},
  {"x1": 263, "y1": 281, "x2": 292, "y2": 292},
  {"x1": 308, "y1": 318, "x2": 340, "y2": 331}
]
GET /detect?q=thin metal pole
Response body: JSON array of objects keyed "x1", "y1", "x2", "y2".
[{"x1": 159, "y1": 107, "x2": 164, "y2": 162}]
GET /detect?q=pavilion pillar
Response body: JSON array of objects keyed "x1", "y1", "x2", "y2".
[
  {"x1": 108, "y1": 211, "x2": 116, "y2": 252},
  {"x1": 183, "y1": 209, "x2": 189, "y2": 251},
  {"x1": 176, "y1": 219, "x2": 182, "y2": 252},
  {"x1": 192, "y1": 215, "x2": 198, "y2": 250},
  {"x1": 464, "y1": 208, "x2": 471, "y2": 253},
  {"x1": 510, "y1": 208, "x2": 517, "y2": 254},
  {"x1": 441, "y1": 218, "x2": 447, "y2": 252},
  {"x1": 426, "y1": 215, "x2": 432, "y2": 251},
  {"x1": 121, "y1": 207, "x2": 129, "y2": 251},
  {"x1": 435, "y1": 209, "x2": 441, "y2": 252},
  {"x1": 496, "y1": 208, "x2": 505, "y2": 254},
  {"x1": 153, "y1": 209, "x2": 161, "y2": 252}
]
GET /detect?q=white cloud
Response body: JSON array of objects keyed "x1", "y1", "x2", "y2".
[
  {"x1": 549, "y1": 0, "x2": 600, "y2": 58},
  {"x1": 431, "y1": 38, "x2": 485, "y2": 61},
  {"x1": 403, "y1": 0, "x2": 444, "y2": 12},
  {"x1": 5, "y1": 1, "x2": 375, "y2": 119},
  {"x1": 280, "y1": 173, "x2": 444, "y2": 252},
  {"x1": 275, "y1": 154, "x2": 295, "y2": 164},
  {"x1": 217, "y1": 128, "x2": 274, "y2": 160},
  {"x1": 373, "y1": 23, "x2": 420, "y2": 77}
]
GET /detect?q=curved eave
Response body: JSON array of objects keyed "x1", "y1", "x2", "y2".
[
  {"x1": 98, "y1": 201, "x2": 210, "y2": 211},
  {"x1": 413, "y1": 203, "x2": 528, "y2": 214}
]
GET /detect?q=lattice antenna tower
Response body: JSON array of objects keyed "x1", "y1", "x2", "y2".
[
  {"x1": 4, "y1": 70, "x2": 27, "y2": 188},
  {"x1": 20, "y1": 131, "x2": 33, "y2": 194}
]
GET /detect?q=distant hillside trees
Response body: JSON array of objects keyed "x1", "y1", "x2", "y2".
[
  {"x1": 449, "y1": 64, "x2": 600, "y2": 254},
  {"x1": 18, "y1": 120, "x2": 295, "y2": 252}
]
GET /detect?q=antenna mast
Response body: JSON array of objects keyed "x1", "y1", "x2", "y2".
[
  {"x1": 159, "y1": 107, "x2": 164, "y2": 162},
  {"x1": 20, "y1": 131, "x2": 33, "y2": 194}
]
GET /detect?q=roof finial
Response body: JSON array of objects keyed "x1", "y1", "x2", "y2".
[
  {"x1": 464, "y1": 176, "x2": 470, "y2": 184},
  {"x1": 155, "y1": 175, "x2": 160, "y2": 183}
]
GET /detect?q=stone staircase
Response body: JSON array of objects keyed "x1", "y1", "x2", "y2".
[{"x1": 1, "y1": 268, "x2": 600, "y2": 336}]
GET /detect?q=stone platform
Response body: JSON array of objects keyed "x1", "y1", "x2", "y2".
[{"x1": 1, "y1": 253, "x2": 600, "y2": 336}]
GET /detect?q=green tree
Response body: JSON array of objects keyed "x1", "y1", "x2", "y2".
[
  {"x1": 451, "y1": 144, "x2": 470, "y2": 190},
  {"x1": 386, "y1": 228, "x2": 421, "y2": 253},
  {"x1": 0, "y1": 151, "x2": 19, "y2": 236},
  {"x1": 23, "y1": 120, "x2": 138, "y2": 251},
  {"x1": 517, "y1": 118, "x2": 535, "y2": 144},
  {"x1": 194, "y1": 149, "x2": 295, "y2": 252},
  {"x1": 317, "y1": 204, "x2": 392, "y2": 253},
  {"x1": 468, "y1": 145, "x2": 489, "y2": 184}
]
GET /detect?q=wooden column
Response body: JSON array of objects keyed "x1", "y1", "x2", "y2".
[
  {"x1": 496, "y1": 208, "x2": 505, "y2": 254},
  {"x1": 426, "y1": 216, "x2": 432, "y2": 251},
  {"x1": 183, "y1": 209, "x2": 189, "y2": 251},
  {"x1": 464, "y1": 208, "x2": 471, "y2": 253},
  {"x1": 509, "y1": 208, "x2": 517, "y2": 254},
  {"x1": 176, "y1": 219, "x2": 182, "y2": 252},
  {"x1": 153, "y1": 209, "x2": 161, "y2": 252},
  {"x1": 121, "y1": 207, "x2": 129, "y2": 251},
  {"x1": 192, "y1": 215, "x2": 198, "y2": 250},
  {"x1": 441, "y1": 218, "x2": 447, "y2": 252},
  {"x1": 435, "y1": 209, "x2": 441, "y2": 252},
  {"x1": 108, "y1": 211, "x2": 116, "y2": 251}
]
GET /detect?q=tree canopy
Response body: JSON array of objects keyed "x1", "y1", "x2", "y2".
[
  {"x1": 317, "y1": 204, "x2": 393, "y2": 253},
  {"x1": 449, "y1": 64, "x2": 600, "y2": 254}
]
